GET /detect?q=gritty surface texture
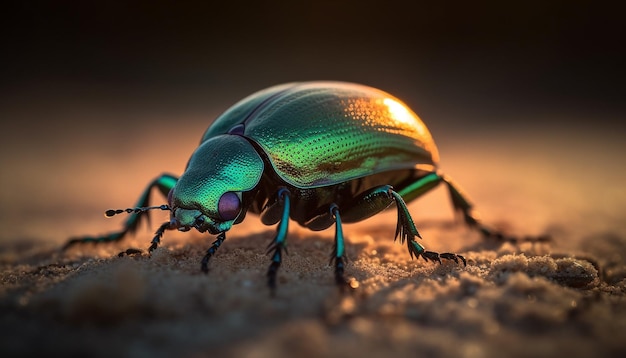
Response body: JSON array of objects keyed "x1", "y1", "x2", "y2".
[
  {"x1": 2, "y1": 115, "x2": 626, "y2": 357},
  {"x1": 2, "y1": 109, "x2": 625, "y2": 357},
  {"x1": 1, "y1": 213, "x2": 625, "y2": 358}
]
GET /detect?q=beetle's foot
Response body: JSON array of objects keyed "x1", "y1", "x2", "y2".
[
  {"x1": 118, "y1": 248, "x2": 143, "y2": 257},
  {"x1": 200, "y1": 247, "x2": 216, "y2": 274},
  {"x1": 421, "y1": 251, "x2": 441, "y2": 264},
  {"x1": 407, "y1": 240, "x2": 425, "y2": 260},
  {"x1": 479, "y1": 225, "x2": 551, "y2": 244},
  {"x1": 266, "y1": 243, "x2": 285, "y2": 296},
  {"x1": 333, "y1": 256, "x2": 351, "y2": 291},
  {"x1": 62, "y1": 237, "x2": 86, "y2": 251},
  {"x1": 266, "y1": 240, "x2": 288, "y2": 294},
  {"x1": 267, "y1": 261, "x2": 280, "y2": 296},
  {"x1": 267, "y1": 253, "x2": 281, "y2": 296},
  {"x1": 147, "y1": 220, "x2": 176, "y2": 254},
  {"x1": 201, "y1": 232, "x2": 226, "y2": 273},
  {"x1": 508, "y1": 234, "x2": 552, "y2": 243},
  {"x1": 421, "y1": 251, "x2": 466, "y2": 266},
  {"x1": 440, "y1": 252, "x2": 467, "y2": 266},
  {"x1": 200, "y1": 254, "x2": 210, "y2": 274}
]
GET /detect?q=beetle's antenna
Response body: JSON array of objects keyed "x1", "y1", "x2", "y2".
[{"x1": 105, "y1": 205, "x2": 171, "y2": 217}]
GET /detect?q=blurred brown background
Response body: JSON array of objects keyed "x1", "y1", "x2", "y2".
[
  {"x1": 1, "y1": 2, "x2": 625, "y2": 358},
  {"x1": 1, "y1": 0, "x2": 624, "y2": 245}
]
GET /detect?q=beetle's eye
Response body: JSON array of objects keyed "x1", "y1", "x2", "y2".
[
  {"x1": 167, "y1": 188, "x2": 175, "y2": 207},
  {"x1": 218, "y1": 192, "x2": 241, "y2": 221}
]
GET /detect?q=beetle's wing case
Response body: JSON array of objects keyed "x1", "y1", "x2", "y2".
[
  {"x1": 200, "y1": 83, "x2": 299, "y2": 141},
  {"x1": 243, "y1": 82, "x2": 440, "y2": 188}
]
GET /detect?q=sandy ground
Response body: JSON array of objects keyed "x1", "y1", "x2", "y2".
[
  {"x1": 2, "y1": 2, "x2": 625, "y2": 356},
  {"x1": 1, "y1": 95, "x2": 625, "y2": 358},
  {"x1": 1, "y1": 215, "x2": 625, "y2": 358}
]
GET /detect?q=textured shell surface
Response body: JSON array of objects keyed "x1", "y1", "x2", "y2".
[{"x1": 202, "y1": 81, "x2": 439, "y2": 188}]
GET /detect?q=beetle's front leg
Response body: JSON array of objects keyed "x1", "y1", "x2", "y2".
[
  {"x1": 201, "y1": 232, "x2": 227, "y2": 273},
  {"x1": 64, "y1": 173, "x2": 178, "y2": 250},
  {"x1": 117, "y1": 219, "x2": 178, "y2": 258},
  {"x1": 264, "y1": 188, "x2": 291, "y2": 294},
  {"x1": 148, "y1": 220, "x2": 178, "y2": 252}
]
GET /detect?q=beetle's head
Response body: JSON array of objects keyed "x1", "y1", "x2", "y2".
[{"x1": 167, "y1": 135, "x2": 264, "y2": 234}]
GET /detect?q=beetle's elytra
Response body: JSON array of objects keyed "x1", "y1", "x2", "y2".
[{"x1": 67, "y1": 81, "x2": 499, "y2": 291}]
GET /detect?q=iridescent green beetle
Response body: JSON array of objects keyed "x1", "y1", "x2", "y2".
[{"x1": 67, "y1": 81, "x2": 496, "y2": 290}]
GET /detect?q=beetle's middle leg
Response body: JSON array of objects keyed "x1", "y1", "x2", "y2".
[
  {"x1": 329, "y1": 204, "x2": 348, "y2": 287},
  {"x1": 302, "y1": 205, "x2": 349, "y2": 288},
  {"x1": 262, "y1": 188, "x2": 291, "y2": 294}
]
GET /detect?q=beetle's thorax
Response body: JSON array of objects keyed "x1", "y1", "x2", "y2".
[{"x1": 169, "y1": 134, "x2": 264, "y2": 234}]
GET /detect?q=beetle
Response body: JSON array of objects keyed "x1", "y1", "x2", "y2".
[{"x1": 66, "y1": 81, "x2": 498, "y2": 291}]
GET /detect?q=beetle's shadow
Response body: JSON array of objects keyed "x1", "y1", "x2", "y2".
[
  {"x1": 200, "y1": 221, "x2": 470, "y2": 276},
  {"x1": 203, "y1": 228, "x2": 373, "y2": 262}
]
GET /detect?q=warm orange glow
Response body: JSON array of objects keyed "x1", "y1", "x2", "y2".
[{"x1": 383, "y1": 97, "x2": 417, "y2": 127}]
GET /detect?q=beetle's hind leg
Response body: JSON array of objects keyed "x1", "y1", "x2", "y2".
[
  {"x1": 440, "y1": 175, "x2": 549, "y2": 243},
  {"x1": 263, "y1": 188, "x2": 291, "y2": 295},
  {"x1": 438, "y1": 174, "x2": 493, "y2": 238},
  {"x1": 398, "y1": 173, "x2": 548, "y2": 243},
  {"x1": 64, "y1": 173, "x2": 178, "y2": 251}
]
